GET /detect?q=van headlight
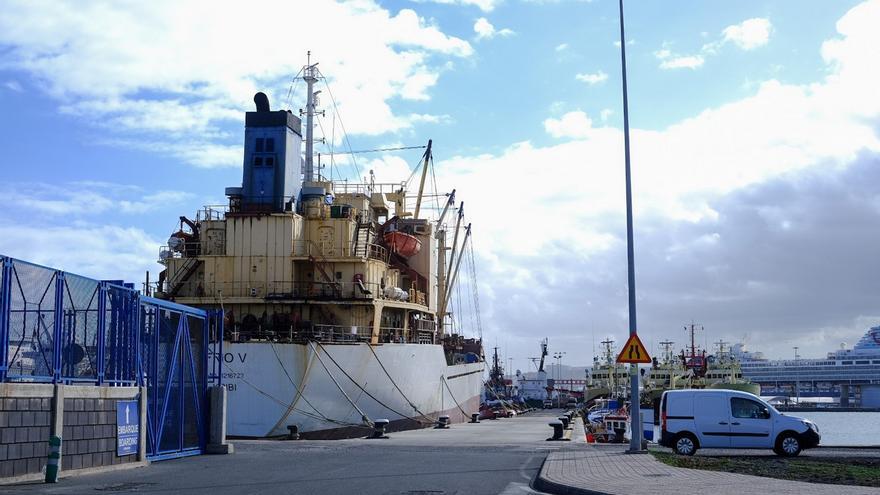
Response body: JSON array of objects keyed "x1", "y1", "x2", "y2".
[{"x1": 803, "y1": 421, "x2": 818, "y2": 432}]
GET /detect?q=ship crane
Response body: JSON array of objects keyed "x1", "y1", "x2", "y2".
[{"x1": 538, "y1": 338, "x2": 548, "y2": 373}]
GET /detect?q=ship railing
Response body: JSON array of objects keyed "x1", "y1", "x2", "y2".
[
  {"x1": 228, "y1": 324, "x2": 433, "y2": 345},
  {"x1": 159, "y1": 279, "x2": 429, "y2": 306},
  {"x1": 292, "y1": 240, "x2": 388, "y2": 262},
  {"x1": 196, "y1": 205, "x2": 228, "y2": 222},
  {"x1": 332, "y1": 181, "x2": 407, "y2": 196},
  {"x1": 158, "y1": 241, "x2": 203, "y2": 261}
]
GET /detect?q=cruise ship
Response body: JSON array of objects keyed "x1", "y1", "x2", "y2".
[{"x1": 736, "y1": 326, "x2": 880, "y2": 407}]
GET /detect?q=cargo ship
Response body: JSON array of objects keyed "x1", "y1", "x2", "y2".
[{"x1": 152, "y1": 60, "x2": 484, "y2": 438}]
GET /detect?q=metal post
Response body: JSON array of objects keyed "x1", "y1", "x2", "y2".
[
  {"x1": 96, "y1": 283, "x2": 107, "y2": 385},
  {"x1": 0, "y1": 257, "x2": 13, "y2": 382},
  {"x1": 617, "y1": 0, "x2": 642, "y2": 452},
  {"x1": 52, "y1": 271, "x2": 65, "y2": 383}
]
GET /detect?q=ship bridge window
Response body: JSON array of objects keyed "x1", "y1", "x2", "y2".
[
  {"x1": 266, "y1": 138, "x2": 275, "y2": 152},
  {"x1": 856, "y1": 360, "x2": 869, "y2": 365}
]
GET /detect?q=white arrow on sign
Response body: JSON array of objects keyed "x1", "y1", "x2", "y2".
[{"x1": 125, "y1": 404, "x2": 130, "y2": 425}]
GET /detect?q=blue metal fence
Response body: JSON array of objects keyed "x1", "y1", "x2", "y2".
[{"x1": 0, "y1": 255, "x2": 223, "y2": 460}]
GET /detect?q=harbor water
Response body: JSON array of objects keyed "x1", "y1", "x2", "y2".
[{"x1": 791, "y1": 411, "x2": 880, "y2": 446}]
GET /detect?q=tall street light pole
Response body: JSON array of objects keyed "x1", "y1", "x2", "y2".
[
  {"x1": 793, "y1": 346, "x2": 800, "y2": 405},
  {"x1": 617, "y1": 0, "x2": 642, "y2": 452}
]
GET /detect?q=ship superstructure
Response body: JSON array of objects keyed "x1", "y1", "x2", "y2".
[{"x1": 153, "y1": 60, "x2": 484, "y2": 438}]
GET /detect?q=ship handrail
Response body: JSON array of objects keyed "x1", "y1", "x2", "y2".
[{"x1": 156, "y1": 279, "x2": 428, "y2": 307}]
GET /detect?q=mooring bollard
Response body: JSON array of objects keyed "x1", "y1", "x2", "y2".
[
  {"x1": 558, "y1": 416, "x2": 570, "y2": 430},
  {"x1": 546, "y1": 421, "x2": 566, "y2": 441},
  {"x1": 287, "y1": 425, "x2": 300, "y2": 440},
  {"x1": 435, "y1": 415, "x2": 450, "y2": 429},
  {"x1": 367, "y1": 419, "x2": 390, "y2": 439},
  {"x1": 470, "y1": 413, "x2": 480, "y2": 423},
  {"x1": 45, "y1": 436, "x2": 61, "y2": 483}
]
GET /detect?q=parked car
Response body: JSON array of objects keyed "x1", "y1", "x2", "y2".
[
  {"x1": 543, "y1": 400, "x2": 553, "y2": 409},
  {"x1": 658, "y1": 389, "x2": 820, "y2": 457}
]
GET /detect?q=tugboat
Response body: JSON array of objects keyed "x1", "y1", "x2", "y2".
[{"x1": 152, "y1": 58, "x2": 485, "y2": 438}]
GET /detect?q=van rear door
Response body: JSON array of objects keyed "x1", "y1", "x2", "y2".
[{"x1": 694, "y1": 393, "x2": 731, "y2": 448}]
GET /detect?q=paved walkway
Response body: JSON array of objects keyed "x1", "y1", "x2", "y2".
[{"x1": 535, "y1": 445, "x2": 880, "y2": 495}]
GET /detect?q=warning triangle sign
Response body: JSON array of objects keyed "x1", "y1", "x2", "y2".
[{"x1": 616, "y1": 334, "x2": 651, "y2": 364}]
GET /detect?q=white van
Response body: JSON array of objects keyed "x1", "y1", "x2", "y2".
[{"x1": 658, "y1": 389, "x2": 820, "y2": 456}]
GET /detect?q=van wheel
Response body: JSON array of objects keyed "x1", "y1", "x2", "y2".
[
  {"x1": 672, "y1": 433, "x2": 698, "y2": 456},
  {"x1": 775, "y1": 432, "x2": 801, "y2": 457}
]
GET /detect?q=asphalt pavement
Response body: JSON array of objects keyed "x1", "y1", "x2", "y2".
[{"x1": 3, "y1": 410, "x2": 575, "y2": 495}]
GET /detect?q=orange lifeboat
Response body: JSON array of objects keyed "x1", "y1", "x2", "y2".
[{"x1": 383, "y1": 231, "x2": 422, "y2": 257}]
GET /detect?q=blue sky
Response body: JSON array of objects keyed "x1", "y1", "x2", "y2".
[{"x1": 1, "y1": 0, "x2": 878, "y2": 367}]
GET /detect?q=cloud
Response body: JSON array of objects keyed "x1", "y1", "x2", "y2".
[
  {"x1": 414, "y1": 0, "x2": 500, "y2": 12},
  {"x1": 0, "y1": 182, "x2": 194, "y2": 216},
  {"x1": 659, "y1": 55, "x2": 705, "y2": 70},
  {"x1": 575, "y1": 70, "x2": 608, "y2": 85},
  {"x1": 0, "y1": 1, "x2": 472, "y2": 169},
  {"x1": 656, "y1": 17, "x2": 772, "y2": 70},
  {"x1": 473, "y1": 17, "x2": 514, "y2": 40},
  {"x1": 722, "y1": 18, "x2": 773, "y2": 50},
  {"x1": 3, "y1": 80, "x2": 23, "y2": 92},
  {"x1": 655, "y1": 43, "x2": 705, "y2": 70},
  {"x1": 543, "y1": 111, "x2": 594, "y2": 139},
  {"x1": 600, "y1": 109, "x2": 613, "y2": 121},
  {"x1": 0, "y1": 223, "x2": 161, "y2": 284},
  {"x1": 434, "y1": 1, "x2": 880, "y2": 361},
  {"x1": 555, "y1": 43, "x2": 569, "y2": 52}
]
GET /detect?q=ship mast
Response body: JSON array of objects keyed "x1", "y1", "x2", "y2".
[
  {"x1": 303, "y1": 53, "x2": 319, "y2": 183},
  {"x1": 435, "y1": 190, "x2": 455, "y2": 333}
]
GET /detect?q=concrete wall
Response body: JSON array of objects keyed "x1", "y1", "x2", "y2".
[
  {"x1": 0, "y1": 383, "x2": 144, "y2": 481},
  {"x1": 0, "y1": 384, "x2": 53, "y2": 478}
]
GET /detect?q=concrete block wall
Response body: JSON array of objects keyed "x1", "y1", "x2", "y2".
[
  {"x1": 61, "y1": 397, "x2": 138, "y2": 471},
  {"x1": 0, "y1": 383, "x2": 143, "y2": 481},
  {"x1": 0, "y1": 394, "x2": 53, "y2": 478}
]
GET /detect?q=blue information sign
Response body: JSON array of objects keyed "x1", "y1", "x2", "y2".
[{"x1": 116, "y1": 400, "x2": 139, "y2": 456}]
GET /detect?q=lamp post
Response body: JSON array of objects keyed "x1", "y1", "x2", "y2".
[
  {"x1": 793, "y1": 346, "x2": 800, "y2": 405},
  {"x1": 553, "y1": 352, "x2": 566, "y2": 407},
  {"x1": 616, "y1": 0, "x2": 642, "y2": 452}
]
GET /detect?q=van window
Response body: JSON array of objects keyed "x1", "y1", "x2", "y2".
[{"x1": 731, "y1": 398, "x2": 770, "y2": 419}]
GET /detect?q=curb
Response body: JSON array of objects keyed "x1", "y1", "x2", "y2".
[
  {"x1": 531, "y1": 455, "x2": 610, "y2": 495},
  {"x1": 0, "y1": 460, "x2": 149, "y2": 486}
]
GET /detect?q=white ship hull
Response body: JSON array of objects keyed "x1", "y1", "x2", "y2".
[{"x1": 221, "y1": 342, "x2": 484, "y2": 438}]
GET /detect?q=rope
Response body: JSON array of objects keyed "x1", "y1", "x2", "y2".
[
  {"x1": 267, "y1": 341, "x2": 334, "y2": 424},
  {"x1": 318, "y1": 343, "x2": 434, "y2": 426},
  {"x1": 323, "y1": 145, "x2": 427, "y2": 156},
  {"x1": 317, "y1": 68, "x2": 363, "y2": 181},
  {"x1": 441, "y1": 374, "x2": 471, "y2": 418},
  {"x1": 365, "y1": 343, "x2": 434, "y2": 421},
  {"x1": 308, "y1": 341, "x2": 373, "y2": 427}
]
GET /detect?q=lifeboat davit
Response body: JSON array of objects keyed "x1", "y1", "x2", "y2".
[{"x1": 383, "y1": 231, "x2": 422, "y2": 257}]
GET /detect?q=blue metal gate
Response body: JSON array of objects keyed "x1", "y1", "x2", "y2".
[
  {"x1": 139, "y1": 297, "x2": 222, "y2": 461},
  {"x1": 0, "y1": 255, "x2": 221, "y2": 462}
]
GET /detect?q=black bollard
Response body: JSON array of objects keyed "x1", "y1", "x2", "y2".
[
  {"x1": 435, "y1": 415, "x2": 450, "y2": 429},
  {"x1": 366, "y1": 419, "x2": 390, "y2": 439},
  {"x1": 287, "y1": 425, "x2": 300, "y2": 440},
  {"x1": 546, "y1": 420, "x2": 568, "y2": 441},
  {"x1": 558, "y1": 416, "x2": 571, "y2": 430},
  {"x1": 470, "y1": 413, "x2": 480, "y2": 423}
]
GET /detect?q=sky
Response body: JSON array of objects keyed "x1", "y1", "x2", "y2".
[{"x1": 1, "y1": 0, "x2": 879, "y2": 372}]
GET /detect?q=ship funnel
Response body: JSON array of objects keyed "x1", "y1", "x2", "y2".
[
  {"x1": 254, "y1": 92, "x2": 270, "y2": 112},
  {"x1": 229, "y1": 92, "x2": 303, "y2": 213}
]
